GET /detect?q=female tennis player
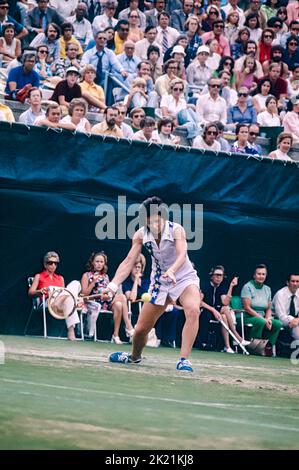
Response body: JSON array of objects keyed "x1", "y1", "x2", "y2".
[{"x1": 107, "y1": 196, "x2": 201, "y2": 372}]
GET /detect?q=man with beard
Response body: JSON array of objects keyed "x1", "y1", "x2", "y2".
[{"x1": 91, "y1": 106, "x2": 124, "y2": 136}]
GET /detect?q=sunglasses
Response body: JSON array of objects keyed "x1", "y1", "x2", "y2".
[
  {"x1": 0, "y1": 6, "x2": 9, "y2": 9},
  {"x1": 39, "y1": 50, "x2": 48, "y2": 54},
  {"x1": 214, "y1": 25, "x2": 224, "y2": 28},
  {"x1": 120, "y1": 28, "x2": 129, "y2": 32},
  {"x1": 46, "y1": 260, "x2": 59, "y2": 265},
  {"x1": 273, "y1": 24, "x2": 281, "y2": 28},
  {"x1": 133, "y1": 114, "x2": 145, "y2": 118},
  {"x1": 172, "y1": 87, "x2": 183, "y2": 91},
  {"x1": 249, "y1": 131, "x2": 258, "y2": 136},
  {"x1": 207, "y1": 131, "x2": 217, "y2": 135},
  {"x1": 292, "y1": 28, "x2": 299, "y2": 31},
  {"x1": 289, "y1": 42, "x2": 298, "y2": 46},
  {"x1": 213, "y1": 273, "x2": 223, "y2": 276},
  {"x1": 238, "y1": 92, "x2": 248, "y2": 97},
  {"x1": 264, "y1": 35, "x2": 273, "y2": 39},
  {"x1": 209, "y1": 84, "x2": 220, "y2": 88}
]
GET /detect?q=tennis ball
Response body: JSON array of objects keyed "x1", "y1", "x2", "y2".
[{"x1": 141, "y1": 292, "x2": 151, "y2": 303}]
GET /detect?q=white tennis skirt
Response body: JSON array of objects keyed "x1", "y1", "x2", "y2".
[{"x1": 148, "y1": 273, "x2": 200, "y2": 306}]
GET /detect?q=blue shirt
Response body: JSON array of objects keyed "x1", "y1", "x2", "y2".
[
  {"x1": 117, "y1": 53, "x2": 141, "y2": 76},
  {"x1": 227, "y1": 104, "x2": 257, "y2": 126},
  {"x1": 0, "y1": 15, "x2": 23, "y2": 36},
  {"x1": 5, "y1": 66, "x2": 40, "y2": 94},
  {"x1": 81, "y1": 46, "x2": 124, "y2": 86}
]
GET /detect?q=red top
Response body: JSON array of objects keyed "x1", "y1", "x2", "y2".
[
  {"x1": 259, "y1": 43, "x2": 272, "y2": 64},
  {"x1": 37, "y1": 271, "x2": 64, "y2": 297}
]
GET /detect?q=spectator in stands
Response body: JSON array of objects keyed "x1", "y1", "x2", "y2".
[
  {"x1": 214, "y1": 120, "x2": 231, "y2": 152},
  {"x1": 81, "y1": 251, "x2": 135, "y2": 342},
  {"x1": 252, "y1": 77, "x2": 272, "y2": 113},
  {"x1": 5, "y1": 52, "x2": 40, "y2": 101},
  {"x1": 92, "y1": 1, "x2": 118, "y2": 35},
  {"x1": 25, "y1": 0, "x2": 64, "y2": 40},
  {"x1": 119, "y1": 0, "x2": 146, "y2": 31},
  {"x1": 201, "y1": 20, "x2": 230, "y2": 57},
  {"x1": 60, "y1": 97, "x2": 91, "y2": 132},
  {"x1": 34, "y1": 44, "x2": 53, "y2": 82},
  {"x1": 198, "y1": 265, "x2": 250, "y2": 353},
  {"x1": 213, "y1": 55, "x2": 235, "y2": 89},
  {"x1": 245, "y1": 0, "x2": 267, "y2": 30},
  {"x1": 156, "y1": 11, "x2": 180, "y2": 55},
  {"x1": 66, "y1": 2, "x2": 93, "y2": 49},
  {"x1": 59, "y1": 22, "x2": 83, "y2": 59},
  {"x1": 163, "y1": 35, "x2": 189, "y2": 66},
  {"x1": 129, "y1": 106, "x2": 145, "y2": 131},
  {"x1": 262, "y1": 45, "x2": 289, "y2": 79},
  {"x1": 30, "y1": 22, "x2": 61, "y2": 64},
  {"x1": 152, "y1": 117, "x2": 180, "y2": 145},
  {"x1": 0, "y1": 101, "x2": 15, "y2": 122},
  {"x1": 113, "y1": 103, "x2": 134, "y2": 138},
  {"x1": 123, "y1": 253, "x2": 149, "y2": 303},
  {"x1": 91, "y1": 105, "x2": 124, "y2": 136},
  {"x1": 261, "y1": 62, "x2": 288, "y2": 101},
  {"x1": 283, "y1": 36, "x2": 299, "y2": 71},
  {"x1": 104, "y1": 26, "x2": 116, "y2": 50},
  {"x1": 224, "y1": 10, "x2": 240, "y2": 44},
  {"x1": 222, "y1": 0, "x2": 245, "y2": 25},
  {"x1": 287, "y1": 63, "x2": 299, "y2": 98},
  {"x1": 0, "y1": 0, "x2": 28, "y2": 41},
  {"x1": 235, "y1": 55, "x2": 259, "y2": 92},
  {"x1": 231, "y1": 27, "x2": 250, "y2": 60},
  {"x1": 124, "y1": 76, "x2": 149, "y2": 107},
  {"x1": 51, "y1": 65, "x2": 82, "y2": 109},
  {"x1": 279, "y1": 19, "x2": 299, "y2": 49},
  {"x1": 80, "y1": 64, "x2": 106, "y2": 112},
  {"x1": 196, "y1": 77, "x2": 227, "y2": 126},
  {"x1": 117, "y1": 40, "x2": 141, "y2": 77},
  {"x1": 145, "y1": 0, "x2": 166, "y2": 28},
  {"x1": 81, "y1": 30, "x2": 127, "y2": 87},
  {"x1": 203, "y1": 5, "x2": 222, "y2": 33},
  {"x1": 205, "y1": 38, "x2": 221, "y2": 71},
  {"x1": 228, "y1": 86, "x2": 257, "y2": 128},
  {"x1": 133, "y1": 116, "x2": 161, "y2": 142},
  {"x1": 186, "y1": 45, "x2": 212, "y2": 94},
  {"x1": 114, "y1": 19, "x2": 130, "y2": 55},
  {"x1": 268, "y1": 132, "x2": 294, "y2": 161},
  {"x1": 34, "y1": 102, "x2": 77, "y2": 128},
  {"x1": 155, "y1": 58, "x2": 180, "y2": 97},
  {"x1": 128, "y1": 9, "x2": 144, "y2": 43},
  {"x1": 184, "y1": 15, "x2": 202, "y2": 66},
  {"x1": 244, "y1": 12, "x2": 263, "y2": 44},
  {"x1": 135, "y1": 25, "x2": 161, "y2": 61},
  {"x1": 258, "y1": 28, "x2": 275, "y2": 64},
  {"x1": 234, "y1": 39, "x2": 264, "y2": 78},
  {"x1": 247, "y1": 123, "x2": 263, "y2": 155},
  {"x1": 192, "y1": 122, "x2": 221, "y2": 151},
  {"x1": 231, "y1": 123, "x2": 259, "y2": 155},
  {"x1": 267, "y1": 16, "x2": 285, "y2": 45},
  {"x1": 54, "y1": 41, "x2": 81, "y2": 77},
  {"x1": 147, "y1": 44, "x2": 163, "y2": 81},
  {"x1": 19, "y1": 87, "x2": 45, "y2": 125},
  {"x1": 50, "y1": 0, "x2": 78, "y2": 18},
  {"x1": 28, "y1": 250, "x2": 79, "y2": 340},
  {"x1": 273, "y1": 272, "x2": 299, "y2": 341},
  {"x1": 257, "y1": 95, "x2": 281, "y2": 126},
  {"x1": 160, "y1": 77, "x2": 186, "y2": 119},
  {"x1": 241, "y1": 264, "x2": 283, "y2": 356},
  {"x1": 0, "y1": 23, "x2": 21, "y2": 67},
  {"x1": 260, "y1": 0, "x2": 279, "y2": 22},
  {"x1": 282, "y1": 97, "x2": 299, "y2": 143},
  {"x1": 171, "y1": 0, "x2": 194, "y2": 34}
]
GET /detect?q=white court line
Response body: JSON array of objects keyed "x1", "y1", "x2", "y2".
[{"x1": 1, "y1": 377, "x2": 299, "y2": 432}]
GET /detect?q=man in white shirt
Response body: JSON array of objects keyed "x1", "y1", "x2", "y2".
[
  {"x1": 67, "y1": 2, "x2": 93, "y2": 48},
  {"x1": 92, "y1": 1, "x2": 118, "y2": 35},
  {"x1": 135, "y1": 25, "x2": 162, "y2": 62},
  {"x1": 113, "y1": 103, "x2": 134, "y2": 139},
  {"x1": 273, "y1": 273, "x2": 299, "y2": 340},
  {"x1": 156, "y1": 11, "x2": 179, "y2": 54},
  {"x1": 196, "y1": 77, "x2": 227, "y2": 125},
  {"x1": 19, "y1": 87, "x2": 45, "y2": 125}
]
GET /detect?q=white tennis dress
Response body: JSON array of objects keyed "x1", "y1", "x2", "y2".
[{"x1": 136, "y1": 221, "x2": 200, "y2": 306}]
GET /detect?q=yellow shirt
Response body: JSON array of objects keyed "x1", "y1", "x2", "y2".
[
  {"x1": 80, "y1": 81, "x2": 105, "y2": 102},
  {"x1": 91, "y1": 121, "x2": 123, "y2": 137},
  {"x1": 59, "y1": 37, "x2": 83, "y2": 59},
  {"x1": 114, "y1": 32, "x2": 125, "y2": 55},
  {"x1": 0, "y1": 103, "x2": 15, "y2": 122}
]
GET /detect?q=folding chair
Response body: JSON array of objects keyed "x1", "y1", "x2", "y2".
[
  {"x1": 24, "y1": 277, "x2": 47, "y2": 338},
  {"x1": 230, "y1": 296, "x2": 253, "y2": 342}
]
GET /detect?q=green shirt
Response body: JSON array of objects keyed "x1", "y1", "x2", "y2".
[{"x1": 241, "y1": 280, "x2": 271, "y2": 313}]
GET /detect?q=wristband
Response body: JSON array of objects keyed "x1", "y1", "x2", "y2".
[{"x1": 107, "y1": 281, "x2": 118, "y2": 293}]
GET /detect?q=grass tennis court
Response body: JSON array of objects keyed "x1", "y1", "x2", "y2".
[{"x1": 0, "y1": 335, "x2": 298, "y2": 450}]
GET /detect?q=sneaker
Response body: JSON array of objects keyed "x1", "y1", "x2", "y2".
[
  {"x1": 176, "y1": 358, "x2": 193, "y2": 372},
  {"x1": 111, "y1": 335, "x2": 123, "y2": 345},
  {"x1": 241, "y1": 339, "x2": 251, "y2": 346},
  {"x1": 224, "y1": 347, "x2": 235, "y2": 354},
  {"x1": 109, "y1": 351, "x2": 141, "y2": 364}
]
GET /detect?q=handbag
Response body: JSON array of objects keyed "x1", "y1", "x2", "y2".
[{"x1": 246, "y1": 338, "x2": 269, "y2": 356}]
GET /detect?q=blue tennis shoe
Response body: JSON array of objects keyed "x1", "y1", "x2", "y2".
[
  {"x1": 109, "y1": 351, "x2": 141, "y2": 364},
  {"x1": 176, "y1": 358, "x2": 193, "y2": 372}
]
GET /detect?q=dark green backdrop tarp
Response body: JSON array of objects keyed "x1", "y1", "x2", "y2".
[{"x1": 0, "y1": 122, "x2": 299, "y2": 334}]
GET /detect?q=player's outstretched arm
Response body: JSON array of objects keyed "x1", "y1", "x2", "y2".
[{"x1": 107, "y1": 233, "x2": 143, "y2": 294}]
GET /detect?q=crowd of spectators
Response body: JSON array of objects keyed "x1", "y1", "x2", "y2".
[{"x1": 1, "y1": 0, "x2": 299, "y2": 159}]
